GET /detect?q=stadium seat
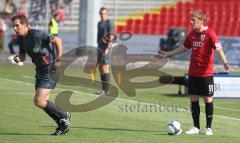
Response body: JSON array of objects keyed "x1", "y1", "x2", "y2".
[
  {"x1": 144, "y1": 13, "x2": 150, "y2": 21},
  {"x1": 126, "y1": 19, "x2": 134, "y2": 26},
  {"x1": 116, "y1": 0, "x2": 240, "y2": 36},
  {"x1": 151, "y1": 14, "x2": 159, "y2": 21},
  {"x1": 116, "y1": 25, "x2": 124, "y2": 33}
]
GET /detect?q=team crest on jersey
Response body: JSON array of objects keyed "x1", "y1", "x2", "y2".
[
  {"x1": 200, "y1": 34, "x2": 206, "y2": 41},
  {"x1": 33, "y1": 47, "x2": 40, "y2": 53}
]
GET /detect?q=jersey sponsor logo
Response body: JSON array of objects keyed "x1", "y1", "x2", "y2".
[
  {"x1": 200, "y1": 34, "x2": 206, "y2": 41},
  {"x1": 192, "y1": 41, "x2": 203, "y2": 47}
]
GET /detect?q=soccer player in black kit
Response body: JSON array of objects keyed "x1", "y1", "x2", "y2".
[
  {"x1": 12, "y1": 15, "x2": 71, "y2": 136},
  {"x1": 96, "y1": 7, "x2": 115, "y2": 96}
]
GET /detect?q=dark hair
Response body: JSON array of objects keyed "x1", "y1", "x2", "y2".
[
  {"x1": 11, "y1": 15, "x2": 29, "y2": 25},
  {"x1": 99, "y1": 7, "x2": 108, "y2": 14}
]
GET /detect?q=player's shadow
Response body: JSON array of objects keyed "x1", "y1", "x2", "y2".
[
  {"x1": 155, "y1": 133, "x2": 171, "y2": 136},
  {"x1": 42, "y1": 125, "x2": 165, "y2": 134},
  {"x1": 0, "y1": 132, "x2": 49, "y2": 136},
  {"x1": 76, "y1": 126, "x2": 169, "y2": 136},
  {"x1": 73, "y1": 126, "x2": 161, "y2": 133}
]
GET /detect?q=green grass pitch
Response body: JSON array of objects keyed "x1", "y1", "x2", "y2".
[{"x1": 0, "y1": 61, "x2": 240, "y2": 143}]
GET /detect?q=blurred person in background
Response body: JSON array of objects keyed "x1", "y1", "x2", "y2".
[
  {"x1": 48, "y1": 13, "x2": 59, "y2": 36},
  {"x1": 0, "y1": 17, "x2": 7, "y2": 52},
  {"x1": 1, "y1": 0, "x2": 17, "y2": 19},
  {"x1": 57, "y1": 5, "x2": 65, "y2": 26},
  {"x1": 96, "y1": 7, "x2": 115, "y2": 96}
]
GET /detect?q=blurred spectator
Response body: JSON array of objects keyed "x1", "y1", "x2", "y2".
[
  {"x1": 8, "y1": 34, "x2": 19, "y2": 55},
  {"x1": 0, "y1": 0, "x2": 4, "y2": 10},
  {"x1": 51, "y1": 2, "x2": 58, "y2": 15},
  {"x1": 63, "y1": 0, "x2": 72, "y2": 17},
  {"x1": 18, "y1": 0, "x2": 28, "y2": 16},
  {"x1": 48, "y1": 14, "x2": 59, "y2": 36},
  {"x1": 28, "y1": 0, "x2": 45, "y2": 25},
  {"x1": 17, "y1": 6, "x2": 27, "y2": 17},
  {"x1": 19, "y1": 0, "x2": 28, "y2": 8},
  {"x1": 1, "y1": 0, "x2": 17, "y2": 19},
  {"x1": 20, "y1": 0, "x2": 27, "y2": 4},
  {"x1": 63, "y1": 0, "x2": 72, "y2": 6},
  {"x1": 0, "y1": 18, "x2": 7, "y2": 51},
  {"x1": 57, "y1": 5, "x2": 65, "y2": 26}
]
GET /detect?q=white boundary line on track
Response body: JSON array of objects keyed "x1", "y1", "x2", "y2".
[{"x1": 1, "y1": 77, "x2": 240, "y2": 121}]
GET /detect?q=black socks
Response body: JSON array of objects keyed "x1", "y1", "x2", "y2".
[
  {"x1": 191, "y1": 101, "x2": 200, "y2": 129},
  {"x1": 191, "y1": 101, "x2": 214, "y2": 129},
  {"x1": 101, "y1": 73, "x2": 110, "y2": 92},
  {"x1": 44, "y1": 101, "x2": 67, "y2": 125},
  {"x1": 205, "y1": 102, "x2": 213, "y2": 128}
]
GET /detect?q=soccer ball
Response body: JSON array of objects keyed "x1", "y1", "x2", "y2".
[{"x1": 166, "y1": 120, "x2": 182, "y2": 135}]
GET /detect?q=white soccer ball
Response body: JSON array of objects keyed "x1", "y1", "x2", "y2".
[{"x1": 166, "y1": 120, "x2": 182, "y2": 135}]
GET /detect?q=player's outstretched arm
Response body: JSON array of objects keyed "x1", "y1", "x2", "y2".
[
  {"x1": 156, "y1": 46, "x2": 188, "y2": 58},
  {"x1": 216, "y1": 48, "x2": 231, "y2": 72}
]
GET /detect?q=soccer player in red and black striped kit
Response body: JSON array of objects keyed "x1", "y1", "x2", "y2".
[{"x1": 158, "y1": 10, "x2": 230, "y2": 135}]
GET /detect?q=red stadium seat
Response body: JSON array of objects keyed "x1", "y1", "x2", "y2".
[
  {"x1": 142, "y1": 25, "x2": 149, "y2": 34},
  {"x1": 133, "y1": 25, "x2": 141, "y2": 34},
  {"x1": 116, "y1": 25, "x2": 124, "y2": 33},
  {"x1": 117, "y1": 0, "x2": 239, "y2": 36},
  {"x1": 127, "y1": 19, "x2": 133, "y2": 25},
  {"x1": 144, "y1": 13, "x2": 150, "y2": 20},
  {"x1": 151, "y1": 14, "x2": 159, "y2": 21},
  {"x1": 160, "y1": 7, "x2": 167, "y2": 14},
  {"x1": 134, "y1": 19, "x2": 142, "y2": 26},
  {"x1": 125, "y1": 24, "x2": 132, "y2": 32}
]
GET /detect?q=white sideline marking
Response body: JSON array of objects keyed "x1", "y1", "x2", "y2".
[
  {"x1": 22, "y1": 75, "x2": 34, "y2": 80},
  {"x1": 214, "y1": 106, "x2": 240, "y2": 112},
  {"x1": 200, "y1": 104, "x2": 240, "y2": 112},
  {"x1": 214, "y1": 114, "x2": 240, "y2": 121},
  {"x1": 0, "y1": 77, "x2": 240, "y2": 121}
]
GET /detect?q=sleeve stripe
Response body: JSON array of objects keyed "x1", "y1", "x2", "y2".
[{"x1": 215, "y1": 43, "x2": 222, "y2": 50}]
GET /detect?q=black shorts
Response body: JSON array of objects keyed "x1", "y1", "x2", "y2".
[
  {"x1": 188, "y1": 76, "x2": 214, "y2": 96},
  {"x1": 97, "y1": 48, "x2": 110, "y2": 65},
  {"x1": 35, "y1": 65, "x2": 57, "y2": 90}
]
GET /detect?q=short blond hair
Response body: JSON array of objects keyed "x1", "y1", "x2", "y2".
[{"x1": 190, "y1": 10, "x2": 207, "y2": 22}]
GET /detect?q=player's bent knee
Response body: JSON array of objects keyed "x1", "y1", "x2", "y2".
[
  {"x1": 103, "y1": 70, "x2": 109, "y2": 74},
  {"x1": 34, "y1": 98, "x2": 47, "y2": 108},
  {"x1": 103, "y1": 65, "x2": 109, "y2": 73}
]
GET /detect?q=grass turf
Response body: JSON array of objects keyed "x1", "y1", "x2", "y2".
[{"x1": 0, "y1": 61, "x2": 240, "y2": 143}]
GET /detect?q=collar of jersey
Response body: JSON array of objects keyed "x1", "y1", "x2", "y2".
[{"x1": 199, "y1": 26, "x2": 208, "y2": 32}]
